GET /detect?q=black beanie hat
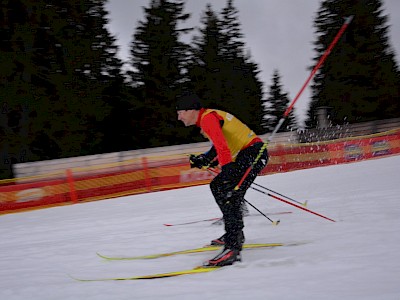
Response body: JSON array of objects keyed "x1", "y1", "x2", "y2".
[{"x1": 176, "y1": 93, "x2": 203, "y2": 110}]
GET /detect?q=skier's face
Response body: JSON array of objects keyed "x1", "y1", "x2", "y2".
[{"x1": 177, "y1": 110, "x2": 198, "y2": 126}]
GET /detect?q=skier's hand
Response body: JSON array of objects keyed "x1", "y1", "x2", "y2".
[{"x1": 189, "y1": 154, "x2": 210, "y2": 169}]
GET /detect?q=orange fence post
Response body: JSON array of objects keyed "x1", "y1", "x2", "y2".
[
  {"x1": 142, "y1": 157, "x2": 152, "y2": 192},
  {"x1": 277, "y1": 144, "x2": 288, "y2": 172},
  {"x1": 66, "y1": 169, "x2": 78, "y2": 203}
]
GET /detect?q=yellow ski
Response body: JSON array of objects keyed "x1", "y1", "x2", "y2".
[
  {"x1": 97, "y1": 243, "x2": 286, "y2": 260},
  {"x1": 70, "y1": 266, "x2": 220, "y2": 281},
  {"x1": 71, "y1": 242, "x2": 306, "y2": 281}
]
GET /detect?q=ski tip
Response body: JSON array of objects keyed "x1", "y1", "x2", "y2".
[
  {"x1": 68, "y1": 274, "x2": 89, "y2": 282},
  {"x1": 163, "y1": 224, "x2": 173, "y2": 226},
  {"x1": 96, "y1": 252, "x2": 112, "y2": 260},
  {"x1": 303, "y1": 200, "x2": 308, "y2": 207}
]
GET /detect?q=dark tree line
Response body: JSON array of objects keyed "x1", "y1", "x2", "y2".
[
  {"x1": 0, "y1": 0, "x2": 273, "y2": 179},
  {"x1": 0, "y1": 0, "x2": 130, "y2": 177},
  {"x1": 1, "y1": 0, "x2": 399, "y2": 179}
]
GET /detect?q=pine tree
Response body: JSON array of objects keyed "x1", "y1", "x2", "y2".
[
  {"x1": 188, "y1": 0, "x2": 265, "y2": 134},
  {"x1": 0, "y1": 0, "x2": 58, "y2": 177},
  {"x1": 84, "y1": 0, "x2": 138, "y2": 153},
  {"x1": 29, "y1": 0, "x2": 131, "y2": 157},
  {"x1": 187, "y1": 4, "x2": 224, "y2": 108},
  {"x1": 306, "y1": 0, "x2": 400, "y2": 127},
  {"x1": 265, "y1": 70, "x2": 297, "y2": 132},
  {"x1": 218, "y1": 0, "x2": 264, "y2": 132},
  {"x1": 219, "y1": 0, "x2": 245, "y2": 60},
  {"x1": 128, "y1": 0, "x2": 193, "y2": 147},
  {"x1": 239, "y1": 52, "x2": 266, "y2": 134}
]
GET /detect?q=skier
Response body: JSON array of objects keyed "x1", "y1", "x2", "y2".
[{"x1": 176, "y1": 92, "x2": 268, "y2": 267}]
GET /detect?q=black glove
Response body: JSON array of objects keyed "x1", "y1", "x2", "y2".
[{"x1": 189, "y1": 154, "x2": 210, "y2": 169}]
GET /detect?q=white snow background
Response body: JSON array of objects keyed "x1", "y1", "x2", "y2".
[{"x1": 1, "y1": 155, "x2": 399, "y2": 300}]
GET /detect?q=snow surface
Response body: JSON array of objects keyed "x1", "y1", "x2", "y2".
[{"x1": 1, "y1": 155, "x2": 400, "y2": 300}]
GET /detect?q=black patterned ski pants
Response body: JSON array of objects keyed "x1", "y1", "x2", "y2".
[{"x1": 210, "y1": 142, "x2": 269, "y2": 250}]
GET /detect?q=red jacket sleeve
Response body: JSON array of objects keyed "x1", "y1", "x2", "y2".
[{"x1": 200, "y1": 112, "x2": 232, "y2": 166}]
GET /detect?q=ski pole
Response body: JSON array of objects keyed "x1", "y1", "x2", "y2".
[
  {"x1": 234, "y1": 143, "x2": 268, "y2": 191},
  {"x1": 251, "y1": 182, "x2": 307, "y2": 207},
  {"x1": 209, "y1": 167, "x2": 307, "y2": 207},
  {"x1": 233, "y1": 16, "x2": 354, "y2": 192},
  {"x1": 210, "y1": 167, "x2": 334, "y2": 222},
  {"x1": 250, "y1": 186, "x2": 336, "y2": 222},
  {"x1": 244, "y1": 199, "x2": 280, "y2": 226},
  {"x1": 163, "y1": 217, "x2": 221, "y2": 227},
  {"x1": 268, "y1": 15, "x2": 354, "y2": 141}
]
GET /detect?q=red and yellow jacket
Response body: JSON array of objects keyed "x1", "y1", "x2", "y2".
[{"x1": 196, "y1": 108, "x2": 262, "y2": 166}]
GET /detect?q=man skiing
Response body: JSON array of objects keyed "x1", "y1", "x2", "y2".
[{"x1": 176, "y1": 92, "x2": 268, "y2": 267}]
